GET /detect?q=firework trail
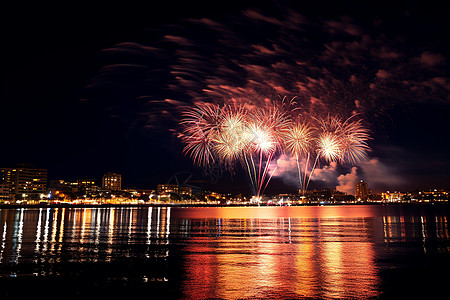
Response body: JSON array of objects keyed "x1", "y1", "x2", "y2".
[
  {"x1": 340, "y1": 116, "x2": 371, "y2": 164},
  {"x1": 180, "y1": 101, "x2": 371, "y2": 196},
  {"x1": 181, "y1": 102, "x2": 292, "y2": 196},
  {"x1": 246, "y1": 106, "x2": 290, "y2": 196},
  {"x1": 285, "y1": 119, "x2": 314, "y2": 194},
  {"x1": 304, "y1": 114, "x2": 371, "y2": 192}
]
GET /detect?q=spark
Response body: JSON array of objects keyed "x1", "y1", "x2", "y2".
[
  {"x1": 340, "y1": 116, "x2": 371, "y2": 164},
  {"x1": 180, "y1": 101, "x2": 371, "y2": 196},
  {"x1": 316, "y1": 132, "x2": 344, "y2": 163},
  {"x1": 285, "y1": 120, "x2": 315, "y2": 159}
]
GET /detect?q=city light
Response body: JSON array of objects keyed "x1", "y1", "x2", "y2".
[{"x1": 0, "y1": 165, "x2": 449, "y2": 206}]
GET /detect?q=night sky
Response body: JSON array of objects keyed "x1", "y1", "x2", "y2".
[{"x1": 2, "y1": 0, "x2": 450, "y2": 194}]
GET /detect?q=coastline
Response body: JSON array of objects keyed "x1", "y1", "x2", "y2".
[{"x1": 0, "y1": 202, "x2": 447, "y2": 209}]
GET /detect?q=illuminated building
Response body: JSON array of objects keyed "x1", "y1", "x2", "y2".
[
  {"x1": 77, "y1": 178, "x2": 98, "y2": 193},
  {"x1": 0, "y1": 165, "x2": 47, "y2": 199},
  {"x1": 420, "y1": 189, "x2": 449, "y2": 202},
  {"x1": 49, "y1": 179, "x2": 79, "y2": 193},
  {"x1": 178, "y1": 186, "x2": 192, "y2": 196},
  {"x1": 368, "y1": 193, "x2": 383, "y2": 202},
  {"x1": 381, "y1": 191, "x2": 405, "y2": 202},
  {"x1": 102, "y1": 172, "x2": 122, "y2": 191},
  {"x1": 156, "y1": 184, "x2": 193, "y2": 202},
  {"x1": 302, "y1": 188, "x2": 353, "y2": 203},
  {"x1": 355, "y1": 180, "x2": 368, "y2": 201},
  {"x1": 0, "y1": 183, "x2": 9, "y2": 199},
  {"x1": 157, "y1": 184, "x2": 178, "y2": 195}
]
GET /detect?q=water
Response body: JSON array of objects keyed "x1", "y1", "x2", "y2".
[{"x1": 0, "y1": 205, "x2": 449, "y2": 299}]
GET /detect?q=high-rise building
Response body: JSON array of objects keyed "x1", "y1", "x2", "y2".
[
  {"x1": 77, "y1": 179, "x2": 99, "y2": 194},
  {"x1": 157, "y1": 184, "x2": 178, "y2": 195},
  {"x1": 0, "y1": 165, "x2": 47, "y2": 199},
  {"x1": 102, "y1": 172, "x2": 122, "y2": 191},
  {"x1": 355, "y1": 180, "x2": 368, "y2": 201}
]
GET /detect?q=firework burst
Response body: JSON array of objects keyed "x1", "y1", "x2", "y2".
[
  {"x1": 316, "y1": 132, "x2": 344, "y2": 163},
  {"x1": 180, "y1": 102, "x2": 221, "y2": 168},
  {"x1": 180, "y1": 100, "x2": 371, "y2": 196},
  {"x1": 285, "y1": 120, "x2": 315, "y2": 158},
  {"x1": 213, "y1": 105, "x2": 249, "y2": 166},
  {"x1": 340, "y1": 116, "x2": 371, "y2": 165},
  {"x1": 285, "y1": 119, "x2": 315, "y2": 194}
]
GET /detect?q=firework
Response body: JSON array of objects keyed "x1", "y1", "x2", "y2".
[
  {"x1": 248, "y1": 106, "x2": 292, "y2": 196},
  {"x1": 316, "y1": 132, "x2": 344, "y2": 163},
  {"x1": 213, "y1": 105, "x2": 249, "y2": 166},
  {"x1": 313, "y1": 114, "x2": 371, "y2": 164},
  {"x1": 340, "y1": 116, "x2": 371, "y2": 164},
  {"x1": 180, "y1": 102, "x2": 221, "y2": 167},
  {"x1": 242, "y1": 118, "x2": 278, "y2": 196},
  {"x1": 285, "y1": 120, "x2": 315, "y2": 159},
  {"x1": 315, "y1": 114, "x2": 342, "y2": 135},
  {"x1": 246, "y1": 121, "x2": 277, "y2": 155},
  {"x1": 285, "y1": 120, "x2": 315, "y2": 194},
  {"x1": 180, "y1": 101, "x2": 371, "y2": 196}
]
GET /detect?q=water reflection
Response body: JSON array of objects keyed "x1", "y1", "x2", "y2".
[
  {"x1": 0, "y1": 207, "x2": 172, "y2": 267},
  {"x1": 181, "y1": 217, "x2": 379, "y2": 299},
  {"x1": 0, "y1": 205, "x2": 449, "y2": 298},
  {"x1": 382, "y1": 215, "x2": 449, "y2": 242}
]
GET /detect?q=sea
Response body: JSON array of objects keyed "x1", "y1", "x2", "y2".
[{"x1": 0, "y1": 205, "x2": 449, "y2": 299}]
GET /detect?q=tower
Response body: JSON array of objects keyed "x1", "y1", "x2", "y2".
[{"x1": 355, "y1": 180, "x2": 368, "y2": 201}]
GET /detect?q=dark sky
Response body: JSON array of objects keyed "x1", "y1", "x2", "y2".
[{"x1": 2, "y1": 0, "x2": 450, "y2": 194}]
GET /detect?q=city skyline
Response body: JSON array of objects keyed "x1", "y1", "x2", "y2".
[
  {"x1": 2, "y1": 0, "x2": 450, "y2": 195},
  {"x1": 2, "y1": 164, "x2": 448, "y2": 204}
]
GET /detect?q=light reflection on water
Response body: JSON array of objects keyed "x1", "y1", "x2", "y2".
[
  {"x1": 181, "y1": 217, "x2": 379, "y2": 299},
  {"x1": 0, "y1": 205, "x2": 449, "y2": 299}
]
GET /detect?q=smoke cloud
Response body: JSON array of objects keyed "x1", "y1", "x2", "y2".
[
  {"x1": 336, "y1": 167, "x2": 358, "y2": 194},
  {"x1": 270, "y1": 155, "x2": 300, "y2": 188},
  {"x1": 270, "y1": 155, "x2": 403, "y2": 194},
  {"x1": 359, "y1": 158, "x2": 404, "y2": 191},
  {"x1": 271, "y1": 154, "x2": 339, "y2": 189}
]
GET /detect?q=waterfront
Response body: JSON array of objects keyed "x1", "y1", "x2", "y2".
[{"x1": 0, "y1": 205, "x2": 449, "y2": 299}]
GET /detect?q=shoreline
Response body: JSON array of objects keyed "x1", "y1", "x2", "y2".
[{"x1": 0, "y1": 202, "x2": 447, "y2": 209}]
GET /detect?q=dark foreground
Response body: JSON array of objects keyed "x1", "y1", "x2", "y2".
[{"x1": 0, "y1": 205, "x2": 449, "y2": 299}]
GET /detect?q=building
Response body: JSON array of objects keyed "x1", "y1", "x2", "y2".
[
  {"x1": 157, "y1": 184, "x2": 178, "y2": 195},
  {"x1": 382, "y1": 191, "x2": 405, "y2": 202},
  {"x1": 0, "y1": 183, "x2": 9, "y2": 200},
  {"x1": 77, "y1": 178, "x2": 98, "y2": 194},
  {"x1": 178, "y1": 186, "x2": 192, "y2": 197},
  {"x1": 355, "y1": 180, "x2": 368, "y2": 201},
  {"x1": 49, "y1": 179, "x2": 79, "y2": 193},
  {"x1": 0, "y1": 165, "x2": 47, "y2": 199},
  {"x1": 304, "y1": 188, "x2": 354, "y2": 203},
  {"x1": 102, "y1": 173, "x2": 122, "y2": 191}
]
